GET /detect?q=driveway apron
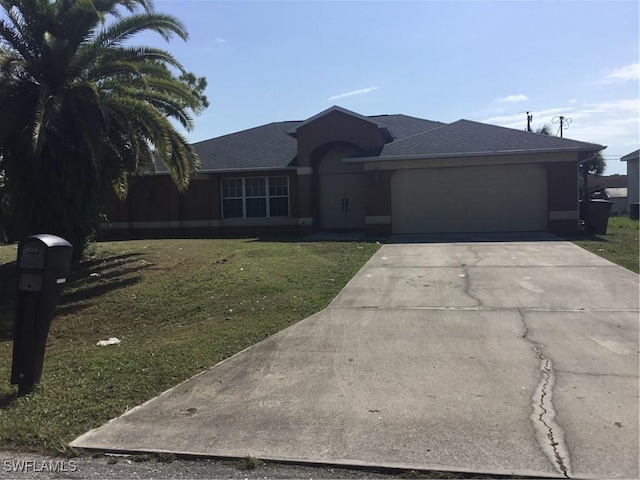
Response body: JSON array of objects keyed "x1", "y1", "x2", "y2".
[{"x1": 70, "y1": 234, "x2": 639, "y2": 479}]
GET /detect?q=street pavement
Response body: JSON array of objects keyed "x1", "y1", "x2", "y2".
[{"x1": 70, "y1": 234, "x2": 639, "y2": 479}]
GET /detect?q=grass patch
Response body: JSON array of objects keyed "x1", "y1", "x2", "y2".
[
  {"x1": 563, "y1": 215, "x2": 639, "y2": 273},
  {"x1": 0, "y1": 238, "x2": 379, "y2": 453},
  {"x1": 237, "y1": 455, "x2": 264, "y2": 470}
]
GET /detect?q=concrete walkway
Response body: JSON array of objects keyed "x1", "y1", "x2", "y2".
[{"x1": 71, "y1": 235, "x2": 639, "y2": 478}]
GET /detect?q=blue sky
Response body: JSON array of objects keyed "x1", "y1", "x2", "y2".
[{"x1": 149, "y1": 1, "x2": 638, "y2": 175}]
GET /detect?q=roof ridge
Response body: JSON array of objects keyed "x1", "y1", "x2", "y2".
[
  {"x1": 191, "y1": 120, "x2": 301, "y2": 146},
  {"x1": 456, "y1": 118, "x2": 606, "y2": 147},
  {"x1": 457, "y1": 118, "x2": 586, "y2": 139},
  {"x1": 382, "y1": 120, "x2": 456, "y2": 147},
  {"x1": 369, "y1": 113, "x2": 444, "y2": 121}
]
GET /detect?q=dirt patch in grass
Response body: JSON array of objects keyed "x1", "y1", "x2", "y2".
[{"x1": 0, "y1": 238, "x2": 379, "y2": 453}]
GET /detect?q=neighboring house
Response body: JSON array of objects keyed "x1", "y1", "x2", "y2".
[
  {"x1": 621, "y1": 149, "x2": 639, "y2": 211},
  {"x1": 602, "y1": 188, "x2": 628, "y2": 215},
  {"x1": 588, "y1": 174, "x2": 628, "y2": 215},
  {"x1": 101, "y1": 105, "x2": 605, "y2": 239},
  {"x1": 588, "y1": 173, "x2": 628, "y2": 189}
]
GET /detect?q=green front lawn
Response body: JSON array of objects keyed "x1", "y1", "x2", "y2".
[
  {"x1": 0, "y1": 238, "x2": 379, "y2": 453},
  {"x1": 0, "y1": 217, "x2": 636, "y2": 455},
  {"x1": 563, "y1": 215, "x2": 640, "y2": 273}
]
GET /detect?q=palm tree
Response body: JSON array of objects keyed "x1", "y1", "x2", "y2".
[
  {"x1": 535, "y1": 123, "x2": 553, "y2": 136},
  {"x1": 0, "y1": 0, "x2": 207, "y2": 258}
]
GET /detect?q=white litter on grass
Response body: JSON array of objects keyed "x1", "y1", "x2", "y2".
[
  {"x1": 89, "y1": 273, "x2": 99, "y2": 277},
  {"x1": 96, "y1": 337, "x2": 121, "y2": 346}
]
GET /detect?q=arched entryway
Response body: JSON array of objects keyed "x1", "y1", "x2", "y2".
[{"x1": 317, "y1": 144, "x2": 365, "y2": 231}]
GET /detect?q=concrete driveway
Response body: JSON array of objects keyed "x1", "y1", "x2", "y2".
[{"x1": 71, "y1": 234, "x2": 639, "y2": 478}]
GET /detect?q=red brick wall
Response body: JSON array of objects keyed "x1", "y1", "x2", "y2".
[
  {"x1": 547, "y1": 161, "x2": 579, "y2": 234},
  {"x1": 99, "y1": 171, "x2": 300, "y2": 239},
  {"x1": 128, "y1": 176, "x2": 179, "y2": 223},
  {"x1": 547, "y1": 162, "x2": 578, "y2": 212},
  {"x1": 365, "y1": 170, "x2": 393, "y2": 216},
  {"x1": 180, "y1": 176, "x2": 217, "y2": 221}
]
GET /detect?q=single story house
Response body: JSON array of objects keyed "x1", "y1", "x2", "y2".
[
  {"x1": 603, "y1": 188, "x2": 628, "y2": 215},
  {"x1": 588, "y1": 173, "x2": 628, "y2": 189},
  {"x1": 588, "y1": 174, "x2": 628, "y2": 215},
  {"x1": 100, "y1": 105, "x2": 605, "y2": 239},
  {"x1": 621, "y1": 149, "x2": 639, "y2": 211}
]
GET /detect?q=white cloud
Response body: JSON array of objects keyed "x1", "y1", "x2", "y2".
[
  {"x1": 498, "y1": 94, "x2": 528, "y2": 103},
  {"x1": 215, "y1": 38, "x2": 227, "y2": 43},
  {"x1": 606, "y1": 63, "x2": 640, "y2": 82},
  {"x1": 583, "y1": 99, "x2": 639, "y2": 113},
  {"x1": 328, "y1": 86, "x2": 378, "y2": 101}
]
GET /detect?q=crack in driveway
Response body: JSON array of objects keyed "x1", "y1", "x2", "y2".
[
  {"x1": 460, "y1": 246, "x2": 482, "y2": 307},
  {"x1": 520, "y1": 310, "x2": 572, "y2": 478},
  {"x1": 460, "y1": 265, "x2": 482, "y2": 307}
]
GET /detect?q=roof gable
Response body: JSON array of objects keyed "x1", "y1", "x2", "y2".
[{"x1": 286, "y1": 105, "x2": 384, "y2": 138}]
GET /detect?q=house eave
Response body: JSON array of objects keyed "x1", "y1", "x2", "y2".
[
  {"x1": 142, "y1": 166, "x2": 297, "y2": 176},
  {"x1": 200, "y1": 166, "x2": 297, "y2": 174},
  {"x1": 344, "y1": 146, "x2": 606, "y2": 164}
]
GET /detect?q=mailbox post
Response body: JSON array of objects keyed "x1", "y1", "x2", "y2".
[{"x1": 11, "y1": 234, "x2": 73, "y2": 395}]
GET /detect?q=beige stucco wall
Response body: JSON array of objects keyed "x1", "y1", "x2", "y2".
[{"x1": 360, "y1": 153, "x2": 580, "y2": 235}]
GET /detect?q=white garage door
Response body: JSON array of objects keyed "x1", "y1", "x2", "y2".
[{"x1": 391, "y1": 164, "x2": 548, "y2": 234}]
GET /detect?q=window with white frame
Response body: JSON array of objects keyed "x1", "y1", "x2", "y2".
[{"x1": 221, "y1": 177, "x2": 290, "y2": 219}]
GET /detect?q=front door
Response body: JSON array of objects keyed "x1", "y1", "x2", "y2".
[
  {"x1": 318, "y1": 144, "x2": 365, "y2": 231},
  {"x1": 319, "y1": 173, "x2": 365, "y2": 230}
]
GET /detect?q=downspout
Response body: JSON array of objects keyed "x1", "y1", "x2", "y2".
[
  {"x1": 578, "y1": 153, "x2": 598, "y2": 201},
  {"x1": 577, "y1": 153, "x2": 597, "y2": 222}
]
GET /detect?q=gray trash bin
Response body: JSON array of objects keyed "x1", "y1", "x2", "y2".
[{"x1": 585, "y1": 199, "x2": 613, "y2": 234}]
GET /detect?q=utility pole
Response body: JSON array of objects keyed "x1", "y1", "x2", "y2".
[
  {"x1": 552, "y1": 115, "x2": 572, "y2": 138},
  {"x1": 559, "y1": 116, "x2": 565, "y2": 137},
  {"x1": 526, "y1": 111, "x2": 533, "y2": 132}
]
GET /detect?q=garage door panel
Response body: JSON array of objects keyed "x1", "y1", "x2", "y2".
[{"x1": 391, "y1": 165, "x2": 547, "y2": 234}]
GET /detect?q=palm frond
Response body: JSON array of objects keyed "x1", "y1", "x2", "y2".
[
  {"x1": 0, "y1": 48, "x2": 27, "y2": 73},
  {"x1": 93, "y1": 12, "x2": 187, "y2": 49},
  {"x1": 535, "y1": 123, "x2": 553, "y2": 136},
  {"x1": 0, "y1": 18, "x2": 31, "y2": 60}
]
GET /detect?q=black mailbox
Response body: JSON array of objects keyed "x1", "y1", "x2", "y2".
[{"x1": 11, "y1": 234, "x2": 73, "y2": 395}]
